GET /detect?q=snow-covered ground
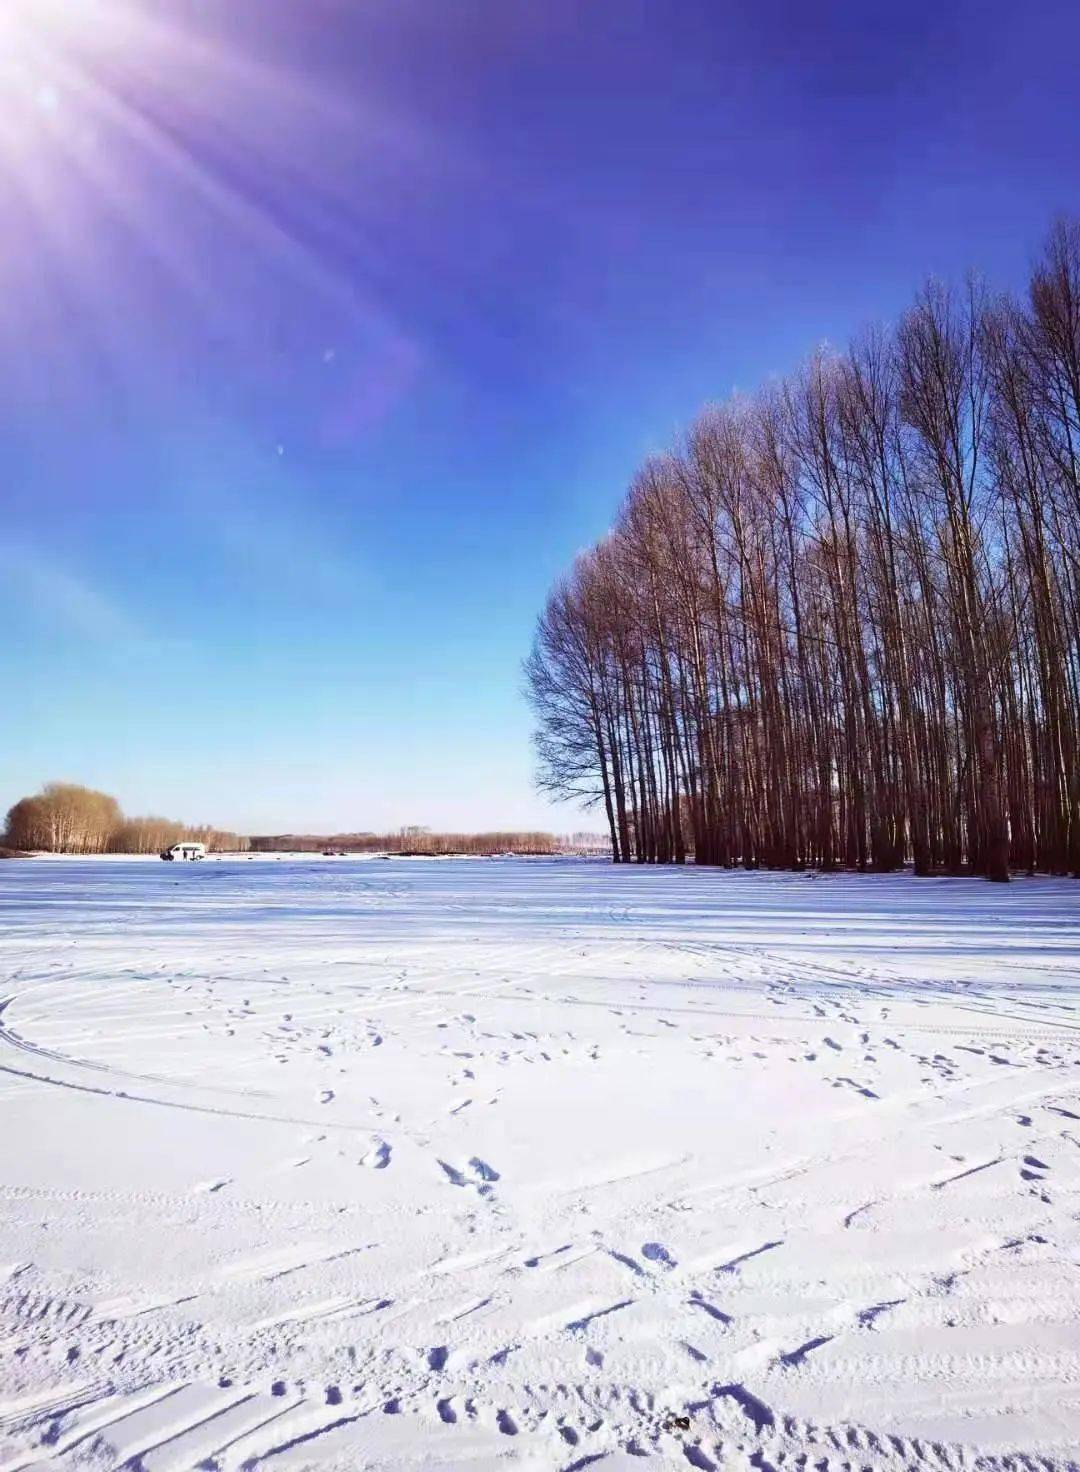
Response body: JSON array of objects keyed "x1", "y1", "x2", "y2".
[{"x1": 1, "y1": 858, "x2": 1079, "y2": 1471}]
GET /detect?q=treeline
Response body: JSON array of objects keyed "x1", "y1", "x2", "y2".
[
  {"x1": 250, "y1": 827, "x2": 564, "y2": 855},
  {"x1": 528, "y1": 220, "x2": 1080, "y2": 881},
  {"x1": 3, "y1": 783, "x2": 249, "y2": 854}
]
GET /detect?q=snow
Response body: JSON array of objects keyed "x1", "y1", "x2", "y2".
[{"x1": 0, "y1": 856, "x2": 1078, "y2": 1470}]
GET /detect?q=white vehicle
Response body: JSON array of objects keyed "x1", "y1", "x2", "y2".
[{"x1": 160, "y1": 842, "x2": 206, "y2": 862}]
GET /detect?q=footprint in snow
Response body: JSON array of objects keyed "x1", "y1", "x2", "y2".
[
  {"x1": 362, "y1": 1139, "x2": 392, "y2": 1169},
  {"x1": 1020, "y1": 1153, "x2": 1049, "y2": 1181},
  {"x1": 438, "y1": 1157, "x2": 500, "y2": 1192},
  {"x1": 642, "y1": 1241, "x2": 676, "y2": 1268}
]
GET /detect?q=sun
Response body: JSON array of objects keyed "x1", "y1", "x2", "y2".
[
  {"x1": 0, "y1": 0, "x2": 395, "y2": 339},
  {"x1": 0, "y1": 0, "x2": 162, "y2": 201},
  {"x1": 0, "y1": 0, "x2": 139, "y2": 113},
  {"x1": 0, "y1": 0, "x2": 171, "y2": 316},
  {"x1": 0, "y1": 1, "x2": 96, "y2": 134}
]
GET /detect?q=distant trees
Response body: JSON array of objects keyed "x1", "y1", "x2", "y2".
[
  {"x1": 249, "y1": 829, "x2": 566, "y2": 856},
  {"x1": 108, "y1": 817, "x2": 189, "y2": 855},
  {"x1": 527, "y1": 220, "x2": 1080, "y2": 881},
  {"x1": 4, "y1": 783, "x2": 121, "y2": 854},
  {"x1": 3, "y1": 783, "x2": 249, "y2": 854}
]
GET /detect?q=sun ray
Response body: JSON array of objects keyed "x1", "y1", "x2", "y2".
[{"x1": 0, "y1": 0, "x2": 429, "y2": 371}]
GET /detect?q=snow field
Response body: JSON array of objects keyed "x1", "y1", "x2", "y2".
[{"x1": 0, "y1": 858, "x2": 1079, "y2": 1469}]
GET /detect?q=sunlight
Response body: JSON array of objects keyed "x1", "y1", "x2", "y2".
[
  {"x1": 0, "y1": 0, "x2": 406, "y2": 329},
  {"x1": 0, "y1": 0, "x2": 121, "y2": 85},
  {"x1": 0, "y1": 0, "x2": 137, "y2": 52},
  {"x1": 0, "y1": 0, "x2": 127, "y2": 158}
]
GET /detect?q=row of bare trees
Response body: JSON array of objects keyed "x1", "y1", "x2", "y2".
[
  {"x1": 528, "y1": 221, "x2": 1080, "y2": 881},
  {"x1": 4, "y1": 783, "x2": 249, "y2": 854},
  {"x1": 249, "y1": 828, "x2": 565, "y2": 855},
  {"x1": 109, "y1": 819, "x2": 249, "y2": 855}
]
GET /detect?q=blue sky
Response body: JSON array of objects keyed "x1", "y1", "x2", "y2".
[{"x1": 1, "y1": 0, "x2": 1077, "y2": 834}]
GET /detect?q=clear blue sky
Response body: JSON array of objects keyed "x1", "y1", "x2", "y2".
[{"x1": 1, "y1": 0, "x2": 1077, "y2": 834}]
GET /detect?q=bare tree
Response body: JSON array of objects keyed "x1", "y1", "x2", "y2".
[{"x1": 528, "y1": 219, "x2": 1080, "y2": 881}]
